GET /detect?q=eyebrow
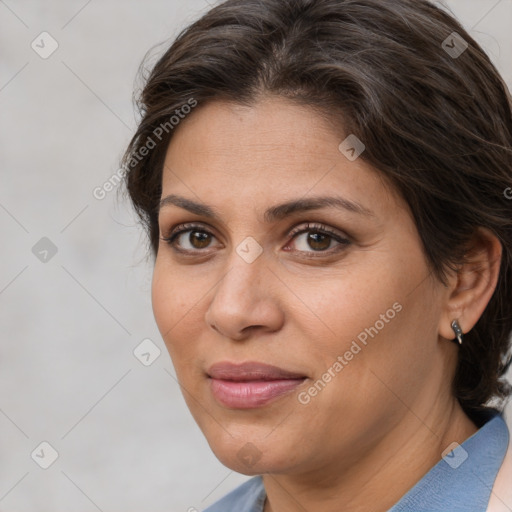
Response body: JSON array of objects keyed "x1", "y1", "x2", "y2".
[{"x1": 158, "y1": 194, "x2": 375, "y2": 222}]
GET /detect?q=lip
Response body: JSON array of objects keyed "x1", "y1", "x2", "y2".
[{"x1": 207, "y1": 361, "x2": 307, "y2": 409}]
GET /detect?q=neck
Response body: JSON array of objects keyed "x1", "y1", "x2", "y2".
[{"x1": 262, "y1": 398, "x2": 478, "y2": 512}]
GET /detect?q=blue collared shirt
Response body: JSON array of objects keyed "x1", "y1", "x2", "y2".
[{"x1": 204, "y1": 409, "x2": 510, "y2": 512}]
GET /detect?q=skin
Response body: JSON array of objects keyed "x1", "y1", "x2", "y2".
[{"x1": 152, "y1": 96, "x2": 502, "y2": 512}]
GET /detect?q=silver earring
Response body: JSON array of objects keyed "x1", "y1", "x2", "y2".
[{"x1": 451, "y1": 319, "x2": 463, "y2": 345}]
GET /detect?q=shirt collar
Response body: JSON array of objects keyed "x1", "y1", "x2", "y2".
[{"x1": 388, "y1": 408, "x2": 509, "y2": 512}]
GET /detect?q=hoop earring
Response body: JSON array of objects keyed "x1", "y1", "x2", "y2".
[{"x1": 451, "y1": 319, "x2": 463, "y2": 345}]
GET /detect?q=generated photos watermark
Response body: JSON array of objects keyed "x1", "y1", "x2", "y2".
[
  {"x1": 93, "y1": 98, "x2": 198, "y2": 200},
  {"x1": 298, "y1": 302, "x2": 403, "y2": 405}
]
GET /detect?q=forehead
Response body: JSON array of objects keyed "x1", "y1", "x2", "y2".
[
  {"x1": 160, "y1": 96, "x2": 403, "y2": 220},
  {"x1": 165, "y1": 97, "x2": 340, "y2": 168}
]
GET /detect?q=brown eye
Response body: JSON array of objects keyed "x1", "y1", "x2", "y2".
[
  {"x1": 306, "y1": 232, "x2": 332, "y2": 251},
  {"x1": 161, "y1": 223, "x2": 219, "y2": 252},
  {"x1": 188, "y1": 231, "x2": 212, "y2": 249},
  {"x1": 287, "y1": 223, "x2": 351, "y2": 255},
  {"x1": 171, "y1": 229, "x2": 215, "y2": 250}
]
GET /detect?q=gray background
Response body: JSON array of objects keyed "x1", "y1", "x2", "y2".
[{"x1": 1, "y1": 1, "x2": 511, "y2": 511}]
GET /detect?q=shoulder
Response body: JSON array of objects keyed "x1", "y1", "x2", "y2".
[
  {"x1": 203, "y1": 476, "x2": 266, "y2": 512},
  {"x1": 486, "y1": 411, "x2": 512, "y2": 512}
]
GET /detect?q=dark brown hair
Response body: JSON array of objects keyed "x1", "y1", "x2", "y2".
[{"x1": 120, "y1": 0, "x2": 512, "y2": 420}]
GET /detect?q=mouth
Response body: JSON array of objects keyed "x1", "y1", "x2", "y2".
[{"x1": 207, "y1": 361, "x2": 308, "y2": 409}]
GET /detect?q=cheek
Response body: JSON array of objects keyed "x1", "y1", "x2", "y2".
[
  {"x1": 297, "y1": 260, "x2": 405, "y2": 361},
  {"x1": 312, "y1": 281, "x2": 440, "y2": 428},
  {"x1": 299, "y1": 246, "x2": 437, "y2": 401},
  {"x1": 151, "y1": 260, "x2": 202, "y2": 363}
]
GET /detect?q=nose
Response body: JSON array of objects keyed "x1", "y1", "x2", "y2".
[{"x1": 204, "y1": 252, "x2": 285, "y2": 341}]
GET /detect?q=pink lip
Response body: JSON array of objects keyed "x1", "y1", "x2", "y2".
[{"x1": 207, "y1": 361, "x2": 307, "y2": 409}]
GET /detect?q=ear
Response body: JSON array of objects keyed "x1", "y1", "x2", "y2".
[{"x1": 439, "y1": 227, "x2": 502, "y2": 342}]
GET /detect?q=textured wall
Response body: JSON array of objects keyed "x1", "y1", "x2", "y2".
[{"x1": 1, "y1": 1, "x2": 511, "y2": 510}]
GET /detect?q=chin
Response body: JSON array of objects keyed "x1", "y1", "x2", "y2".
[
  {"x1": 213, "y1": 449, "x2": 283, "y2": 476},
  {"x1": 206, "y1": 429, "x2": 300, "y2": 476}
]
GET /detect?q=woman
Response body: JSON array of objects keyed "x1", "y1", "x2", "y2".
[{"x1": 120, "y1": 0, "x2": 512, "y2": 510}]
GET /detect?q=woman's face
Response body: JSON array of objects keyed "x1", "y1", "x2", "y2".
[{"x1": 152, "y1": 96, "x2": 454, "y2": 475}]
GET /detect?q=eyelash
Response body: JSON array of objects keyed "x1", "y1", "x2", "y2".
[{"x1": 160, "y1": 222, "x2": 351, "y2": 258}]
